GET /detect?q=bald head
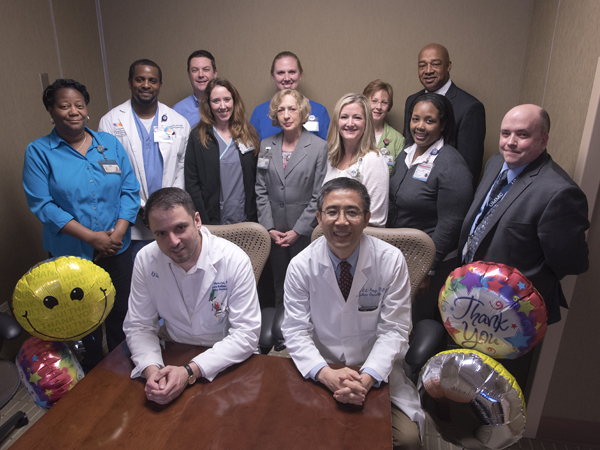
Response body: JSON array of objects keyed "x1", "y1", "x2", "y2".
[
  {"x1": 499, "y1": 104, "x2": 550, "y2": 169},
  {"x1": 418, "y1": 44, "x2": 452, "y2": 92}
]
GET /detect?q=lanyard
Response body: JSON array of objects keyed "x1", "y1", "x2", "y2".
[
  {"x1": 213, "y1": 127, "x2": 233, "y2": 160},
  {"x1": 475, "y1": 174, "x2": 517, "y2": 228}
]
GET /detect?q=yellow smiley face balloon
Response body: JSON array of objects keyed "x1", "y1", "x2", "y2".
[{"x1": 12, "y1": 257, "x2": 115, "y2": 341}]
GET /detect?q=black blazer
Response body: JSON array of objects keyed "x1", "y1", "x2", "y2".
[
  {"x1": 457, "y1": 151, "x2": 589, "y2": 324},
  {"x1": 184, "y1": 128, "x2": 258, "y2": 225},
  {"x1": 404, "y1": 82, "x2": 486, "y2": 184}
]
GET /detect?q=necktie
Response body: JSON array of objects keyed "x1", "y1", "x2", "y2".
[
  {"x1": 487, "y1": 169, "x2": 509, "y2": 208},
  {"x1": 338, "y1": 261, "x2": 353, "y2": 301},
  {"x1": 465, "y1": 170, "x2": 509, "y2": 263}
]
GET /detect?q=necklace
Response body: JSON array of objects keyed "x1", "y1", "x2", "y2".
[{"x1": 75, "y1": 132, "x2": 88, "y2": 152}]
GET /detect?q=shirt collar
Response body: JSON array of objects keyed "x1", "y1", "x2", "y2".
[
  {"x1": 404, "y1": 137, "x2": 444, "y2": 168},
  {"x1": 501, "y1": 161, "x2": 528, "y2": 184},
  {"x1": 426, "y1": 79, "x2": 452, "y2": 96},
  {"x1": 327, "y1": 243, "x2": 360, "y2": 271},
  {"x1": 49, "y1": 127, "x2": 98, "y2": 151},
  {"x1": 193, "y1": 94, "x2": 200, "y2": 107}
]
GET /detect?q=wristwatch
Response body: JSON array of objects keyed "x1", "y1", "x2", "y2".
[{"x1": 183, "y1": 364, "x2": 196, "y2": 385}]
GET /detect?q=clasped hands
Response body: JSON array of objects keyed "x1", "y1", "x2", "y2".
[
  {"x1": 90, "y1": 228, "x2": 123, "y2": 261},
  {"x1": 269, "y1": 229, "x2": 300, "y2": 247},
  {"x1": 143, "y1": 365, "x2": 190, "y2": 405},
  {"x1": 317, "y1": 366, "x2": 375, "y2": 406}
]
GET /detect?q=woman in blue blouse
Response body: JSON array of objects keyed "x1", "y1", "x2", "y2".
[{"x1": 23, "y1": 79, "x2": 140, "y2": 371}]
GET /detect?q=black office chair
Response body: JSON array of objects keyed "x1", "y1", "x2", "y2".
[{"x1": 0, "y1": 312, "x2": 28, "y2": 444}]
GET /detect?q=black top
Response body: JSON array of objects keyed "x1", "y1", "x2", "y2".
[{"x1": 388, "y1": 144, "x2": 473, "y2": 268}]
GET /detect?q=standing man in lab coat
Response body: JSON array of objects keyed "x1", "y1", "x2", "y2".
[
  {"x1": 123, "y1": 187, "x2": 261, "y2": 405},
  {"x1": 99, "y1": 59, "x2": 190, "y2": 260},
  {"x1": 282, "y1": 178, "x2": 424, "y2": 449}
]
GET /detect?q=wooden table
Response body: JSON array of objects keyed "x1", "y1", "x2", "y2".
[{"x1": 10, "y1": 341, "x2": 392, "y2": 449}]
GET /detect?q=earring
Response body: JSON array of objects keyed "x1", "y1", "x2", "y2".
[
  {"x1": 86, "y1": 116, "x2": 90, "y2": 123},
  {"x1": 51, "y1": 118, "x2": 54, "y2": 124}
]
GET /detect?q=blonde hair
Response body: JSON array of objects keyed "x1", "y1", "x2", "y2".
[
  {"x1": 268, "y1": 89, "x2": 311, "y2": 127},
  {"x1": 327, "y1": 93, "x2": 378, "y2": 168},
  {"x1": 197, "y1": 77, "x2": 259, "y2": 154}
]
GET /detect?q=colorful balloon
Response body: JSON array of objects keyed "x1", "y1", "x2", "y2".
[
  {"x1": 439, "y1": 262, "x2": 547, "y2": 359},
  {"x1": 16, "y1": 336, "x2": 84, "y2": 409},
  {"x1": 12, "y1": 256, "x2": 115, "y2": 341},
  {"x1": 419, "y1": 349, "x2": 526, "y2": 449}
]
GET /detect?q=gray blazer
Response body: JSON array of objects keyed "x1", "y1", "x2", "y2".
[
  {"x1": 457, "y1": 151, "x2": 589, "y2": 324},
  {"x1": 255, "y1": 129, "x2": 328, "y2": 236}
]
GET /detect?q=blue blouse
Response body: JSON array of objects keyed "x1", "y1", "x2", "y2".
[{"x1": 23, "y1": 128, "x2": 141, "y2": 260}]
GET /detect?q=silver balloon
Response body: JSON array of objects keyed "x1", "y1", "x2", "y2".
[{"x1": 419, "y1": 350, "x2": 526, "y2": 449}]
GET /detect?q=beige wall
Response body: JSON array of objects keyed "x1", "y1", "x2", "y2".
[
  {"x1": 98, "y1": 0, "x2": 532, "y2": 166},
  {"x1": 519, "y1": 0, "x2": 600, "y2": 435},
  {"x1": 0, "y1": 1, "x2": 62, "y2": 313}
]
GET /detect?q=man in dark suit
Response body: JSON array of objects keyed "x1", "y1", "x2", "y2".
[
  {"x1": 458, "y1": 104, "x2": 589, "y2": 326},
  {"x1": 404, "y1": 44, "x2": 486, "y2": 183}
]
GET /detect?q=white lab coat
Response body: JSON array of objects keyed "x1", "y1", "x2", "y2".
[
  {"x1": 282, "y1": 234, "x2": 425, "y2": 429},
  {"x1": 98, "y1": 100, "x2": 190, "y2": 239},
  {"x1": 123, "y1": 227, "x2": 261, "y2": 381}
]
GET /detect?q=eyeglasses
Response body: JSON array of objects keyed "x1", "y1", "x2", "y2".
[
  {"x1": 320, "y1": 207, "x2": 364, "y2": 221},
  {"x1": 370, "y1": 99, "x2": 389, "y2": 107}
]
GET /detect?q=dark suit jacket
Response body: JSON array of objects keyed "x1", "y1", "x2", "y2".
[
  {"x1": 404, "y1": 82, "x2": 486, "y2": 183},
  {"x1": 255, "y1": 129, "x2": 328, "y2": 236},
  {"x1": 184, "y1": 128, "x2": 258, "y2": 225},
  {"x1": 457, "y1": 151, "x2": 589, "y2": 324}
]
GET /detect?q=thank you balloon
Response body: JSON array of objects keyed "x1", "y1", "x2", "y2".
[{"x1": 439, "y1": 261, "x2": 547, "y2": 359}]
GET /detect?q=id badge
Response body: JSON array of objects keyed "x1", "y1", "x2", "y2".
[
  {"x1": 153, "y1": 126, "x2": 173, "y2": 143},
  {"x1": 98, "y1": 159, "x2": 122, "y2": 174},
  {"x1": 113, "y1": 125, "x2": 127, "y2": 138},
  {"x1": 257, "y1": 152, "x2": 272, "y2": 169},
  {"x1": 238, "y1": 142, "x2": 254, "y2": 154},
  {"x1": 303, "y1": 115, "x2": 319, "y2": 132},
  {"x1": 384, "y1": 155, "x2": 394, "y2": 166},
  {"x1": 413, "y1": 163, "x2": 433, "y2": 181}
]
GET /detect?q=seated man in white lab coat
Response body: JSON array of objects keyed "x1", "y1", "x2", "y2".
[
  {"x1": 123, "y1": 187, "x2": 261, "y2": 405},
  {"x1": 282, "y1": 178, "x2": 424, "y2": 450}
]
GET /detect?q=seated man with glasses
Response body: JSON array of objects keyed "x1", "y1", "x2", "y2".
[{"x1": 281, "y1": 178, "x2": 424, "y2": 450}]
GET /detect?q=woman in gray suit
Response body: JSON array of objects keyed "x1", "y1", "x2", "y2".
[{"x1": 256, "y1": 89, "x2": 328, "y2": 306}]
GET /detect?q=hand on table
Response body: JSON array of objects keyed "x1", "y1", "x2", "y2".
[
  {"x1": 333, "y1": 372, "x2": 375, "y2": 406},
  {"x1": 317, "y1": 366, "x2": 369, "y2": 405},
  {"x1": 143, "y1": 365, "x2": 189, "y2": 405}
]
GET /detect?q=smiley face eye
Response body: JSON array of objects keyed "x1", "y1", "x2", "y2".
[
  {"x1": 70, "y1": 287, "x2": 84, "y2": 301},
  {"x1": 43, "y1": 296, "x2": 59, "y2": 309}
]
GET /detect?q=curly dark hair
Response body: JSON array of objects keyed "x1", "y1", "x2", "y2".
[{"x1": 43, "y1": 79, "x2": 90, "y2": 110}]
